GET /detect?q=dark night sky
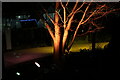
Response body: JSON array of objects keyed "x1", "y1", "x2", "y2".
[{"x1": 2, "y1": 2, "x2": 55, "y2": 18}]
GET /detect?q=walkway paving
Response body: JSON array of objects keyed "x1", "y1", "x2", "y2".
[{"x1": 4, "y1": 42, "x2": 109, "y2": 68}]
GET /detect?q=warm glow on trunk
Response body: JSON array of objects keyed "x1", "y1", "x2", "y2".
[{"x1": 62, "y1": 30, "x2": 68, "y2": 51}]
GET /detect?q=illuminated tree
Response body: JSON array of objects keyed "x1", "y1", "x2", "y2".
[{"x1": 41, "y1": 0, "x2": 120, "y2": 60}]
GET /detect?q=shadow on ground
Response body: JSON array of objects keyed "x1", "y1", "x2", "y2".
[{"x1": 3, "y1": 48, "x2": 119, "y2": 80}]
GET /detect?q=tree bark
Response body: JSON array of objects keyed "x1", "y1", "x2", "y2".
[
  {"x1": 54, "y1": 40, "x2": 62, "y2": 61},
  {"x1": 53, "y1": 26, "x2": 64, "y2": 61},
  {"x1": 62, "y1": 30, "x2": 68, "y2": 53},
  {"x1": 53, "y1": 2, "x2": 68, "y2": 61}
]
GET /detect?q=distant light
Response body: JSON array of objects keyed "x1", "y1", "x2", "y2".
[
  {"x1": 16, "y1": 22, "x2": 19, "y2": 24},
  {"x1": 20, "y1": 19, "x2": 37, "y2": 23},
  {"x1": 18, "y1": 16, "x2": 21, "y2": 19},
  {"x1": 28, "y1": 15, "x2": 30, "y2": 17},
  {"x1": 7, "y1": 23, "x2": 11, "y2": 26},
  {"x1": 35, "y1": 62, "x2": 40, "y2": 67},
  {"x1": 7, "y1": 28, "x2": 10, "y2": 29},
  {"x1": 16, "y1": 72, "x2": 20, "y2": 76},
  {"x1": 82, "y1": 30, "x2": 84, "y2": 32}
]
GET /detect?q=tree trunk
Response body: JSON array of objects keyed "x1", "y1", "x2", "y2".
[
  {"x1": 62, "y1": 30, "x2": 69, "y2": 53},
  {"x1": 53, "y1": 39, "x2": 62, "y2": 61},
  {"x1": 53, "y1": 26, "x2": 64, "y2": 62}
]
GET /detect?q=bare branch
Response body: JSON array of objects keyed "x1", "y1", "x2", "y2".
[
  {"x1": 44, "y1": 22, "x2": 55, "y2": 40},
  {"x1": 60, "y1": 0, "x2": 68, "y2": 29},
  {"x1": 40, "y1": 18, "x2": 55, "y2": 40},
  {"x1": 43, "y1": 8, "x2": 55, "y2": 25},
  {"x1": 66, "y1": 2, "x2": 85, "y2": 28},
  {"x1": 63, "y1": 8, "x2": 67, "y2": 29},
  {"x1": 60, "y1": 0, "x2": 69, "y2": 8},
  {"x1": 91, "y1": 21, "x2": 99, "y2": 28},
  {"x1": 67, "y1": 3, "x2": 108, "y2": 51},
  {"x1": 56, "y1": 10, "x2": 64, "y2": 23},
  {"x1": 77, "y1": 27, "x2": 104, "y2": 37},
  {"x1": 66, "y1": 2, "x2": 85, "y2": 30},
  {"x1": 66, "y1": 2, "x2": 86, "y2": 28},
  {"x1": 73, "y1": 2, "x2": 86, "y2": 15},
  {"x1": 81, "y1": 4, "x2": 106, "y2": 24},
  {"x1": 55, "y1": 2, "x2": 60, "y2": 24},
  {"x1": 71, "y1": 19, "x2": 79, "y2": 23},
  {"x1": 66, "y1": 15, "x2": 74, "y2": 30},
  {"x1": 77, "y1": 27, "x2": 91, "y2": 37},
  {"x1": 65, "y1": 0, "x2": 69, "y2": 7},
  {"x1": 76, "y1": 10, "x2": 84, "y2": 14},
  {"x1": 94, "y1": 8, "x2": 120, "y2": 20},
  {"x1": 69, "y1": 28, "x2": 74, "y2": 31},
  {"x1": 67, "y1": 2, "x2": 91, "y2": 51},
  {"x1": 68, "y1": 0, "x2": 79, "y2": 17},
  {"x1": 65, "y1": 17, "x2": 69, "y2": 23},
  {"x1": 60, "y1": 0, "x2": 65, "y2": 8},
  {"x1": 78, "y1": 2, "x2": 91, "y2": 27}
]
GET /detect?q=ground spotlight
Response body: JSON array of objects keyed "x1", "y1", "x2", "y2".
[
  {"x1": 35, "y1": 62, "x2": 40, "y2": 67},
  {"x1": 16, "y1": 72, "x2": 20, "y2": 76}
]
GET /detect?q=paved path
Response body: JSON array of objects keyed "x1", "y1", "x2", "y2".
[
  {"x1": 4, "y1": 42, "x2": 109, "y2": 68},
  {"x1": 4, "y1": 47, "x2": 53, "y2": 67}
]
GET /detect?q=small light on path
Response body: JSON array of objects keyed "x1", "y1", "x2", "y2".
[
  {"x1": 16, "y1": 72, "x2": 20, "y2": 76},
  {"x1": 35, "y1": 62, "x2": 40, "y2": 67}
]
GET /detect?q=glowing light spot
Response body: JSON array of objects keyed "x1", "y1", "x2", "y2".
[
  {"x1": 16, "y1": 72, "x2": 20, "y2": 76},
  {"x1": 82, "y1": 30, "x2": 84, "y2": 32},
  {"x1": 35, "y1": 62, "x2": 40, "y2": 67},
  {"x1": 20, "y1": 19, "x2": 37, "y2": 22},
  {"x1": 18, "y1": 16, "x2": 21, "y2": 19}
]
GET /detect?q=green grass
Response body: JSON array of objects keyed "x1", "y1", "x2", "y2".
[{"x1": 14, "y1": 41, "x2": 109, "y2": 54}]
